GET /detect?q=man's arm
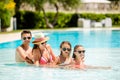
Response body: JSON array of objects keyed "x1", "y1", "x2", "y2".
[
  {"x1": 16, "y1": 47, "x2": 27, "y2": 61},
  {"x1": 16, "y1": 47, "x2": 33, "y2": 64}
]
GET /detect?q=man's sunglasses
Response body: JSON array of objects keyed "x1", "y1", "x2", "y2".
[
  {"x1": 62, "y1": 48, "x2": 71, "y2": 51},
  {"x1": 23, "y1": 37, "x2": 31, "y2": 40},
  {"x1": 75, "y1": 50, "x2": 85, "y2": 54}
]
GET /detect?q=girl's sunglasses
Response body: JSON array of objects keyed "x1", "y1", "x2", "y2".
[
  {"x1": 62, "y1": 48, "x2": 71, "y2": 51},
  {"x1": 23, "y1": 37, "x2": 31, "y2": 40},
  {"x1": 75, "y1": 50, "x2": 85, "y2": 54}
]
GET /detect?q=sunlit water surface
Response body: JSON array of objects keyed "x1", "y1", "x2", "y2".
[{"x1": 0, "y1": 30, "x2": 120, "y2": 80}]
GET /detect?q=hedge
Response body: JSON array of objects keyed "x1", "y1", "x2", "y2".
[{"x1": 14, "y1": 11, "x2": 120, "y2": 29}]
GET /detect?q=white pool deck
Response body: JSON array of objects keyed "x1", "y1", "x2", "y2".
[{"x1": 0, "y1": 28, "x2": 120, "y2": 43}]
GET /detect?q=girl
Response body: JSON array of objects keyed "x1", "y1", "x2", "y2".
[
  {"x1": 72, "y1": 45, "x2": 111, "y2": 70},
  {"x1": 72, "y1": 45, "x2": 85, "y2": 69},
  {"x1": 54, "y1": 41, "x2": 73, "y2": 66}
]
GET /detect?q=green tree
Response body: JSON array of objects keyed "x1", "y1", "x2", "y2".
[
  {"x1": 0, "y1": 0, "x2": 15, "y2": 31},
  {"x1": 108, "y1": 0, "x2": 120, "y2": 10},
  {"x1": 14, "y1": 0, "x2": 80, "y2": 28}
]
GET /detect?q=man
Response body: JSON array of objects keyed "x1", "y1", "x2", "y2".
[{"x1": 15, "y1": 30, "x2": 33, "y2": 64}]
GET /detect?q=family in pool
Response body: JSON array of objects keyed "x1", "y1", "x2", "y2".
[{"x1": 15, "y1": 30, "x2": 111, "y2": 70}]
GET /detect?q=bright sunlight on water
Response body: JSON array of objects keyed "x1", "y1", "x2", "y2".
[{"x1": 0, "y1": 30, "x2": 120, "y2": 80}]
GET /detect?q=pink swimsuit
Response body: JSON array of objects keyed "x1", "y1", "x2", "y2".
[
  {"x1": 38, "y1": 46, "x2": 55, "y2": 65},
  {"x1": 39, "y1": 56, "x2": 53, "y2": 65},
  {"x1": 74, "y1": 61, "x2": 85, "y2": 68}
]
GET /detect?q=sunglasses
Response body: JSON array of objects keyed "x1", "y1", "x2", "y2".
[
  {"x1": 23, "y1": 37, "x2": 31, "y2": 40},
  {"x1": 41, "y1": 41, "x2": 47, "y2": 45},
  {"x1": 75, "y1": 50, "x2": 85, "y2": 54},
  {"x1": 62, "y1": 48, "x2": 71, "y2": 51}
]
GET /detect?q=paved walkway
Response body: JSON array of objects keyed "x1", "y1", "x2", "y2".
[
  {"x1": 0, "y1": 32, "x2": 20, "y2": 43},
  {"x1": 0, "y1": 30, "x2": 46, "y2": 43}
]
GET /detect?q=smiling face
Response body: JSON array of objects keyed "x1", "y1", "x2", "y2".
[
  {"x1": 21, "y1": 30, "x2": 32, "y2": 45},
  {"x1": 73, "y1": 45, "x2": 85, "y2": 60},
  {"x1": 60, "y1": 41, "x2": 71, "y2": 58},
  {"x1": 21, "y1": 33, "x2": 32, "y2": 44}
]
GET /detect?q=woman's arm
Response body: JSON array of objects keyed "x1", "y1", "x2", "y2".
[
  {"x1": 52, "y1": 56, "x2": 59, "y2": 65},
  {"x1": 33, "y1": 49, "x2": 41, "y2": 66},
  {"x1": 47, "y1": 44, "x2": 56, "y2": 61}
]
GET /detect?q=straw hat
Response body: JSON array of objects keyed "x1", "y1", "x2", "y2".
[{"x1": 32, "y1": 33, "x2": 49, "y2": 44}]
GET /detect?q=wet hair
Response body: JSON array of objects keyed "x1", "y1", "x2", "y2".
[
  {"x1": 32, "y1": 44, "x2": 39, "y2": 53},
  {"x1": 72, "y1": 45, "x2": 83, "y2": 58},
  {"x1": 33, "y1": 44, "x2": 39, "y2": 49},
  {"x1": 32, "y1": 44, "x2": 42, "y2": 57},
  {"x1": 21, "y1": 30, "x2": 32, "y2": 38},
  {"x1": 60, "y1": 41, "x2": 72, "y2": 56}
]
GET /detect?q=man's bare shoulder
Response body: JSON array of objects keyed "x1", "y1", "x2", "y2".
[
  {"x1": 29, "y1": 47, "x2": 32, "y2": 50},
  {"x1": 16, "y1": 46, "x2": 22, "y2": 51}
]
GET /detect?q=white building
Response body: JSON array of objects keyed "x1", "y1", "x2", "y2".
[{"x1": 79, "y1": 0, "x2": 111, "y2": 12}]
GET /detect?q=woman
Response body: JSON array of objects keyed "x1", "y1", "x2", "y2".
[
  {"x1": 54, "y1": 41, "x2": 73, "y2": 66},
  {"x1": 32, "y1": 33, "x2": 56, "y2": 66}
]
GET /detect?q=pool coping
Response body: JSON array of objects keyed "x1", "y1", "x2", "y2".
[{"x1": 0, "y1": 28, "x2": 120, "y2": 43}]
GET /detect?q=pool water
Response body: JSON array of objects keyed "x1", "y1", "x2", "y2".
[{"x1": 0, "y1": 30, "x2": 120, "y2": 80}]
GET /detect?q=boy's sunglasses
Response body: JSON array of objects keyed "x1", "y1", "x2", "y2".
[
  {"x1": 23, "y1": 37, "x2": 31, "y2": 40},
  {"x1": 75, "y1": 50, "x2": 85, "y2": 54},
  {"x1": 62, "y1": 48, "x2": 71, "y2": 51}
]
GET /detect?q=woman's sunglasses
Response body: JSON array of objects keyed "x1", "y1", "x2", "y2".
[
  {"x1": 62, "y1": 48, "x2": 71, "y2": 51},
  {"x1": 23, "y1": 37, "x2": 31, "y2": 40},
  {"x1": 41, "y1": 41, "x2": 47, "y2": 45},
  {"x1": 75, "y1": 50, "x2": 85, "y2": 54}
]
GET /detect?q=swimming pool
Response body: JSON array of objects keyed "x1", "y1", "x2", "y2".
[{"x1": 0, "y1": 30, "x2": 120, "y2": 80}]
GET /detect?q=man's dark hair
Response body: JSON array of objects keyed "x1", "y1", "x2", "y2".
[{"x1": 21, "y1": 30, "x2": 32, "y2": 37}]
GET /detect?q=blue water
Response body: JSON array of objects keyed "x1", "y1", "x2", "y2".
[
  {"x1": 0, "y1": 30, "x2": 120, "y2": 80},
  {"x1": 0, "y1": 30, "x2": 120, "y2": 49}
]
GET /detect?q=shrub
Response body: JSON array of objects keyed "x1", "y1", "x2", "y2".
[
  {"x1": 67, "y1": 13, "x2": 79, "y2": 27},
  {"x1": 0, "y1": 1, "x2": 15, "y2": 31},
  {"x1": 14, "y1": 11, "x2": 120, "y2": 29},
  {"x1": 23, "y1": 11, "x2": 40, "y2": 29},
  {"x1": 106, "y1": 14, "x2": 120, "y2": 25},
  {"x1": 0, "y1": 9, "x2": 11, "y2": 29}
]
